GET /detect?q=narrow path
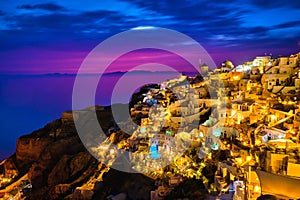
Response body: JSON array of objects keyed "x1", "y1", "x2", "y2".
[{"x1": 0, "y1": 174, "x2": 28, "y2": 193}]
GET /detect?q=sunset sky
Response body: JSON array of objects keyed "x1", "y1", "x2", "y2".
[{"x1": 0, "y1": 0, "x2": 300, "y2": 74}]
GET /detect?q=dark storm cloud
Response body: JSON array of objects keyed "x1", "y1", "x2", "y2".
[
  {"x1": 125, "y1": 0, "x2": 299, "y2": 48},
  {"x1": 274, "y1": 20, "x2": 300, "y2": 29},
  {"x1": 251, "y1": 0, "x2": 300, "y2": 9},
  {"x1": 17, "y1": 3, "x2": 65, "y2": 11},
  {"x1": 117, "y1": 0, "x2": 246, "y2": 36},
  {"x1": 5, "y1": 9, "x2": 127, "y2": 33},
  {"x1": 0, "y1": 9, "x2": 130, "y2": 51}
]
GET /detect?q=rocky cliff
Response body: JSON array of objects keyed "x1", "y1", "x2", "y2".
[{"x1": 1, "y1": 106, "x2": 155, "y2": 200}]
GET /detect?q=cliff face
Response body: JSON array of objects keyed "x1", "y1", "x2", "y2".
[
  {"x1": 3, "y1": 107, "x2": 154, "y2": 200},
  {"x1": 3, "y1": 109, "x2": 105, "y2": 199},
  {"x1": 15, "y1": 119, "x2": 62, "y2": 167},
  {"x1": 47, "y1": 151, "x2": 94, "y2": 187},
  {"x1": 16, "y1": 137, "x2": 52, "y2": 166},
  {"x1": 28, "y1": 136, "x2": 87, "y2": 188}
]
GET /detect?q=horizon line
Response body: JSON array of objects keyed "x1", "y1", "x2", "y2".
[{"x1": 0, "y1": 70, "x2": 200, "y2": 76}]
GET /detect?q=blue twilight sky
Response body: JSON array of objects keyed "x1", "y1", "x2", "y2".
[{"x1": 0, "y1": 0, "x2": 300, "y2": 74}]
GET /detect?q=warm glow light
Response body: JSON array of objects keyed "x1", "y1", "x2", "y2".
[
  {"x1": 166, "y1": 110, "x2": 171, "y2": 120},
  {"x1": 208, "y1": 153, "x2": 212, "y2": 159},
  {"x1": 246, "y1": 156, "x2": 252, "y2": 161},
  {"x1": 270, "y1": 115, "x2": 277, "y2": 122},
  {"x1": 110, "y1": 149, "x2": 115, "y2": 154},
  {"x1": 236, "y1": 157, "x2": 243, "y2": 164},
  {"x1": 254, "y1": 185, "x2": 261, "y2": 193},
  {"x1": 199, "y1": 132, "x2": 204, "y2": 138},
  {"x1": 233, "y1": 75, "x2": 240, "y2": 80}
]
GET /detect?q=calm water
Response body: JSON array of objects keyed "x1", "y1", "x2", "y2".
[{"x1": 0, "y1": 72, "x2": 181, "y2": 159}]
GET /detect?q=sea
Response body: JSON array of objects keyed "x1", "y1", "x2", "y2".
[{"x1": 0, "y1": 71, "x2": 196, "y2": 160}]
